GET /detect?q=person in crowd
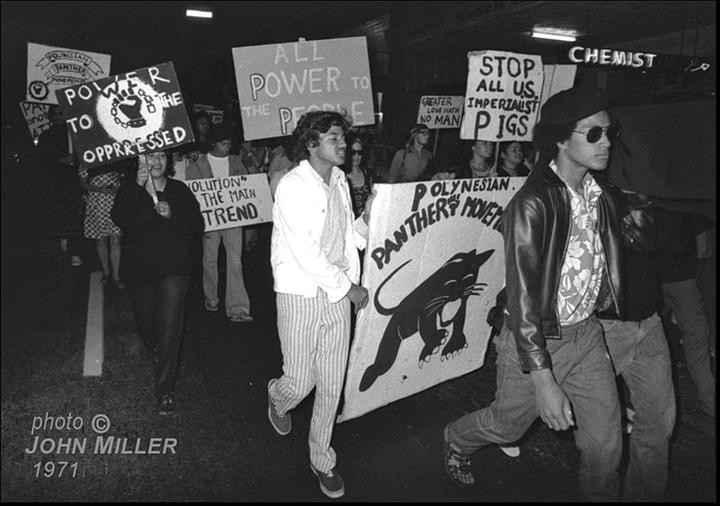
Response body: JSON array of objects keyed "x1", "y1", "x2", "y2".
[
  {"x1": 189, "y1": 110, "x2": 212, "y2": 159},
  {"x1": 494, "y1": 140, "x2": 530, "y2": 177},
  {"x1": 388, "y1": 124, "x2": 433, "y2": 183},
  {"x1": 239, "y1": 140, "x2": 270, "y2": 174},
  {"x1": 186, "y1": 123, "x2": 253, "y2": 323},
  {"x1": 268, "y1": 111, "x2": 371, "y2": 499},
  {"x1": 78, "y1": 161, "x2": 126, "y2": 288},
  {"x1": 37, "y1": 105, "x2": 84, "y2": 267},
  {"x1": 656, "y1": 207, "x2": 715, "y2": 418},
  {"x1": 342, "y1": 134, "x2": 373, "y2": 218},
  {"x1": 597, "y1": 189, "x2": 676, "y2": 500},
  {"x1": 442, "y1": 87, "x2": 627, "y2": 500},
  {"x1": 267, "y1": 137, "x2": 295, "y2": 197},
  {"x1": 110, "y1": 150, "x2": 204, "y2": 415},
  {"x1": 454, "y1": 140, "x2": 497, "y2": 179}
]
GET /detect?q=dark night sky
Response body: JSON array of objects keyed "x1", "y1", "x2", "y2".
[{"x1": 1, "y1": 1, "x2": 396, "y2": 130}]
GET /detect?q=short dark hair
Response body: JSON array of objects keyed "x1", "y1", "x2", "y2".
[
  {"x1": 532, "y1": 121, "x2": 576, "y2": 161},
  {"x1": 289, "y1": 111, "x2": 351, "y2": 163},
  {"x1": 194, "y1": 110, "x2": 211, "y2": 123}
]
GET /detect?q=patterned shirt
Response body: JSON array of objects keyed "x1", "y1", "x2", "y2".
[
  {"x1": 550, "y1": 160, "x2": 606, "y2": 325},
  {"x1": 319, "y1": 170, "x2": 350, "y2": 272}
]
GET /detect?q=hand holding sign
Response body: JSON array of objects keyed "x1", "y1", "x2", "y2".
[
  {"x1": 155, "y1": 201, "x2": 172, "y2": 219},
  {"x1": 137, "y1": 155, "x2": 151, "y2": 186}
]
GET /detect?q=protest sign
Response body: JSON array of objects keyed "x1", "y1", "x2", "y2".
[
  {"x1": 184, "y1": 174, "x2": 273, "y2": 232},
  {"x1": 460, "y1": 51, "x2": 543, "y2": 141},
  {"x1": 338, "y1": 178, "x2": 523, "y2": 422},
  {"x1": 26, "y1": 42, "x2": 111, "y2": 105},
  {"x1": 55, "y1": 62, "x2": 194, "y2": 170},
  {"x1": 19, "y1": 101, "x2": 51, "y2": 141},
  {"x1": 416, "y1": 96, "x2": 464, "y2": 129},
  {"x1": 232, "y1": 37, "x2": 375, "y2": 140}
]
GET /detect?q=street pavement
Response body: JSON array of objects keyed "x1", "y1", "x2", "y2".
[{"x1": 1, "y1": 223, "x2": 716, "y2": 501}]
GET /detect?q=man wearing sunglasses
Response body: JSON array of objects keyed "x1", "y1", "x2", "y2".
[{"x1": 443, "y1": 87, "x2": 627, "y2": 500}]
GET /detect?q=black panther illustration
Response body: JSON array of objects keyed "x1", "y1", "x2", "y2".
[{"x1": 359, "y1": 249, "x2": 494, "y2": 392}]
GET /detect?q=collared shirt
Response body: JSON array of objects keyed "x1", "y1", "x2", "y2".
[
  {"x1": 550, "y1": 160, "x2": 606, "y2": 324},
  {"x1": 389, "y1": 147, "x2": 433, "y2": 183},
  {"x1": 271, "y1": 160, "x2": 368, "y2": 302}
]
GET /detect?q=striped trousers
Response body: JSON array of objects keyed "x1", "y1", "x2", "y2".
[{"x1": 269, "y1": 290, "x2": 351, "y2": 472}]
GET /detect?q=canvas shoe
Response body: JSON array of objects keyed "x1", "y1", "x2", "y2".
[
  {"x1": 267, "y1": 379, "x2": 291, "y2": 435},
  {"x1": 499, "y1": 444, "x2": 520, "y2": 457},
  {"x1": 310, "y1": 464, "x2": 345, "y2": 499},
  {"x1": 158, "y1": 394, "x2": 176, "y2": 415},
  {"x1": 204, "y1": 301, "x2": 219, "y2": 311},
  {"x1": 229, "y1": 311, "x2": 254, "y2": 323}
]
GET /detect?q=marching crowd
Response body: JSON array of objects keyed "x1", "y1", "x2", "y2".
[{"x1": 33, "y1": 85, "x2": 715, "y2": 500}]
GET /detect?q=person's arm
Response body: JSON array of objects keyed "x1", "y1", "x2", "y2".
[
  {"x1": 503, "y1": 196, "x2": 573, "y2": 431},
  {"x1": 388, "y1": 149, "x2": 404, "y2": 183},
  {"x1": 274, "y1": 177, "x2": 352, "y2": 302}
]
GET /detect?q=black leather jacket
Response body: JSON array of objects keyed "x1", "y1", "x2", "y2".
[{"x1": 502, "y1": 161, "x2": 626, "y2": 371}]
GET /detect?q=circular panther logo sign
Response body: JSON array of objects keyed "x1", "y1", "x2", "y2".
[{"x1": 28, "y1": 80, "x2": 48, "y2": 100}]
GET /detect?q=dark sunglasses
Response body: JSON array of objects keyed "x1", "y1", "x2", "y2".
[
  {"x1": 351, "y1": 149, "x2": 363, "y2": 155},
  {"x1": 572, "y1": 125, "x2": 619, "y2": 143}
]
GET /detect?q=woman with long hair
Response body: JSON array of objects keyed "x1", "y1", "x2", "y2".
[
  {"x1": 111, "y1": 150, "x2": 204, "y2": 415},
  {"x1": 342, "y1": 135, "x2": 373, "y2": 218},
  {"x1": 495, "y1": 141, "x2": 530, "y2": 177}
]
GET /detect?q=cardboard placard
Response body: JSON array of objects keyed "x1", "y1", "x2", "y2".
[
  {"x1": 338, "y1": 178, "x2": 523, "y2": 422},
  {"x1": 232, "y1": 37, "x2": 375, "y2": 140},
  {"x1": 55, "y1": 62, "x2": 194, "y2": 170},
  {"x1": 416, "y1": 95, "x2": 464, "y2": 129},
  {"x1": 19, "y1": 101, "x2": 51, "y2": 140},
  {"x1": 460, "y1": 51, "x2": 543, "y2": 141},
  {"x1": 184, "y1": 174, "x2": 273, "y2": 232},
  {"x1": 26, "y1": 42, "x2": 111, "y2": 105}
]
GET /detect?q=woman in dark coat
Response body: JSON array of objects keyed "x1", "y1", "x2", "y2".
[{"x1": 111, "y1": 150, "x2": 204, "y2": 415}]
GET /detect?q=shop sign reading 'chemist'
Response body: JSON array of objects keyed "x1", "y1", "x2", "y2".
[{"x1": 232, "y1": 37, "x2": 375, "y2": 141}]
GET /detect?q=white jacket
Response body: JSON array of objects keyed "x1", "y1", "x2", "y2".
[{"x1": 271, "y1": 160, "x2": 368, "y2": 302}]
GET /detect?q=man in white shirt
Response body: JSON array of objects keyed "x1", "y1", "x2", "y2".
[
  {"x1": 186, "y1": 124, "x2": 253, "y2": 323},
  {"x1": 268, "y1": 111, "x2": 371, "y2": 499}
]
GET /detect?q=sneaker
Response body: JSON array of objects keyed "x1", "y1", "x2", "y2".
[
  {"x1": 158, "y1": 394, "x2": 175, "y2": 415},
  {"x1": 499, "y1": 444, "x2": 520, "y2": 457},
  {"x1": 267, "y1": 379, "x2": 291, "y2": 435},
  {"x1": 229, "y1": 311, "x2": 253, "y2": 323},
  {"x1": 70, "y1": 255, "x2": 83, "y2": 267},
  {"x1": 204, "y1": 301, "x2": 219, "y2": 312},
  {"x1": 443, "y1": 425, "x2": 474, "y2": 487},
  {"x1": 310, "y1": 464, "x2": 345, "y2": 499}
]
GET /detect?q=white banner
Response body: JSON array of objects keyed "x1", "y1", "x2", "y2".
[
  {"x1": 338, "y1": 178, "x2": 524, "y2": 422},
  {"x1": 184, "y1": 174, "x2": 273, "y2": 232},
  {"x1": 232, "y1": 37, "x2": 375, "y2": 140},
  {"x1": 26, "y1": 42, "x2": 111, "y2": 105},
  {"x1": 460, "y1": 50, "x2": 543, "y2": 141},
  {"x1": 416, "y1": 96, "x2": 464, "y2": 129}
]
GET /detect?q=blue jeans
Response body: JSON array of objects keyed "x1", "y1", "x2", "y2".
[
  {"x1": 601, "y1": 313, "x2": 675, "y2": 500},
  {"x1": 447, "y1": 316, "x2": 621, "y2": 501},
  {"x1": 662, "y1": 279, "x2": 715, "y2": 414}
]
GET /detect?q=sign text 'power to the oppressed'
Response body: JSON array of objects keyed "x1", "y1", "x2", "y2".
[{"x1": 60, "y1": 68, "x2": 188, "y2": 164}]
